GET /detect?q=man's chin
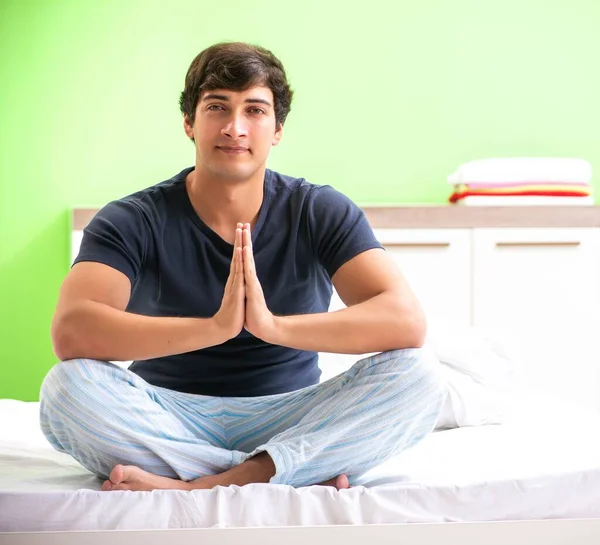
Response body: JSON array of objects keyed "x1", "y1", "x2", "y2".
[{"x1": 210, "y1": 164, "x2": 263, "y2": 182}]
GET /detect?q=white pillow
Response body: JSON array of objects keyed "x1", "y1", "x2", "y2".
[{"x1": 425, "y1": 320, "x2": 522, "y2": 429}]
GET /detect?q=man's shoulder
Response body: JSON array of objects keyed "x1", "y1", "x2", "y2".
[
  {"x1": 268, "y1": 168, "x2": 314, "y2": 191},
  {"x1": 120, "y1": 166, "x2": 192, "y2": 206},
  {"x1": 267, "y1": 169, "x2": 334, "y2": 202},
  {"x1": 97, "y1": 166, "x2": 193, "y2": 222},
  {"x1": 267, "y1": 169, "x2": 356, "y2": 207}
]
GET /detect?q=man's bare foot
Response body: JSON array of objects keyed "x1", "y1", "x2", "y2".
[
  {"x1": 101, "y1": 453, "x2": 350, "y2": 491},
  {"x1": 102, "y1": 464, "x2": 351, "y2": 491},
  {"x1": 102, "y1": 452, "x2": 276, "y2": 492},
  {"x1": 101, "y1": 465, "x2": 193, "y2": 491}
]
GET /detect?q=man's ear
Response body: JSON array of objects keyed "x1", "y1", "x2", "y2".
[
  {"x1": 183, "y1": 114, "x2": 194, "y2": 139},
  {"x1": 272, "y1": 123, "x2": 284, "y2": 146}
]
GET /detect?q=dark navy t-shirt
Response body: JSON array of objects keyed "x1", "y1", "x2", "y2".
[{"x1": 74, "y1": 166, "x2": 383, "y2": 397}]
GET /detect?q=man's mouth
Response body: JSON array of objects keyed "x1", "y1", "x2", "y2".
[{"x1": 217, "y1": 146, "x2": 249, "y2": 154}]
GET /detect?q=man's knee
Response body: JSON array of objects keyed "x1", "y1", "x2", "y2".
[
  {"x1": 42, "y1": 359, "x2": 88, "y2": 396},
  {"x1": 39, "y1": 359, "x2": 124, "y2": 478},
  {"x1": 39, "y1": 358, "x2": 110, "y2": 416}
]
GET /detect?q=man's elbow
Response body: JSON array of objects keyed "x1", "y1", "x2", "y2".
[
  {"x1": 51, "y1": 322, "x2": 72, "y2": 361},
  {"x1": 409, "y1": 313, "x2": 427, "y2": 348},
  {"x1": 51, "y1": 312, "x2": 83, "y2": 361},
  {"x1": 396, "y1": 303, "x2": 427, "y2": 349}
]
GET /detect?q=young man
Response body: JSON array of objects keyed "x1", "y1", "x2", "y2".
[{"x1": 40, "y1": 42, "x2": 445, "y2": 492}]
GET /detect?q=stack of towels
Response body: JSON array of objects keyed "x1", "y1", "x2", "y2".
[{"x1": 448, "y1": 158, "x2": 594, "y2": 205}]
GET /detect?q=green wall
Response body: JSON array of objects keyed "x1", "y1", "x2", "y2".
[{"x1": 1, "y1": 0, "x2": 599, "y2": 400}]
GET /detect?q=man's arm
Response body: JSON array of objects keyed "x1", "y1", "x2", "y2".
[
  {"x1": 242, "y1": 224, "x2": 425, "y2": 353},
  {"x1": 271, "y1": 249, "x2": 425, "y2": 353},
  {"x1": 52, "y1": 228, "x2": 246, "y2": 362}
]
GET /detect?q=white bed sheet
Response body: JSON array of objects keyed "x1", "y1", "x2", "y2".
[{"x1": 1, "y1": 394, "x2": 600, "y2": 531}]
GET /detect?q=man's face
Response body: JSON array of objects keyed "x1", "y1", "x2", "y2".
[{"x1": 184, "y1": 85, "x2": 283, "y2": 181}]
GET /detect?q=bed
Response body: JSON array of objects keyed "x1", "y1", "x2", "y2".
[
  {"x1": 2, "y1": 208, "x2": 600, "y2": 543},
  {"x1": 2, "y1": 390, "x2": 600, "y2": 542}
]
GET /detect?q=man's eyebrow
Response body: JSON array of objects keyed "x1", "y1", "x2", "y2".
[
  {"x1": 245, "y1": 98, "x2": 272, "y2": 107},
  {"x1": 201, "y1": 93, "x2": 272, "y2": 107},
  {"x1": 201, "y1": 93, "x2": 229, "y2": 102}
]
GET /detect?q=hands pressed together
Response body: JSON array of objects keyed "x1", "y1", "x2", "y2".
[{"x1": 213, "y1": 223, "x2": 276, "y2": 342}]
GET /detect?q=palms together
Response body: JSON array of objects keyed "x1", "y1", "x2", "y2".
[{"x1": 214, "y1": 223, "x2": 274, "y2": 341}]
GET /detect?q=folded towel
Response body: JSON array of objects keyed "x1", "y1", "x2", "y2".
[
  {"x1": 453, "y1": 184, "x2": 592, "y2": 194},
  {"x1": 450, "y1": 189, "x2": 591, "y2": 203},
  {"x1": 448, "y1": 158, "x2": 592, "y2": 185}
]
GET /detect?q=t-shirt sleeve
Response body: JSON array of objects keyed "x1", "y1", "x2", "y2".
[
  {"x1": 307, "y1": 185, "x2": 383, "y2": 278},
  {"x1": 73, "y1": 200, "x2": 147, "y2": 284}
]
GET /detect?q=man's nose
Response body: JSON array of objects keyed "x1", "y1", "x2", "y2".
[{"x1": 221, "y1": 113, "x2": 248, "y2": 139}]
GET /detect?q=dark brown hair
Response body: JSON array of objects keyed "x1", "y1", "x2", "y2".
[{"x1": 179, "y1": 42, "x2": 293, "y2": 132}]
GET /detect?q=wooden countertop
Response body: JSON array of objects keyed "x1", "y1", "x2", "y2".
[
  {"x1": 73, "y1": 205, "x2": 600, "y2": 231},
  {"x1": 361, "y1": 205, "x2": 600, "y2": 228}
]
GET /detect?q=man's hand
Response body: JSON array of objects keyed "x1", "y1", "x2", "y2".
[
  {"x1": 241, "y1": 223, "x2": 277, "y2": 342},
  {"x1": 213, "y1": 224, "x2": 246, "y2": 341}
]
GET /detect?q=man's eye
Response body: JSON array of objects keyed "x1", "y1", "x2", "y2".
[
  {"x1": 249, "y1": 108, "x2": 265, "y2": 115},
  {"x1": 207, "y1": 104, "x2": 224, "y2": 111}
]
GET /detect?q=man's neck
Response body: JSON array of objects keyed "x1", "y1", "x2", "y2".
[{"x1": 185, "y1": 165, "x2": 266, "y2": 233}]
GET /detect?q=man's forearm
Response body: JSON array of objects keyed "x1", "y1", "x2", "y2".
[
  {"x1": 269, "y1": 291, "x2": 426, "y2": 354},
  {"x1": 52, "y1": 300, "x2": 228, "y2": 362}
]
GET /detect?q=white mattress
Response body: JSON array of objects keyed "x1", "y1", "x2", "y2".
[{"x1": 1, "y1": 394, "x2": 600, "y2": 531}]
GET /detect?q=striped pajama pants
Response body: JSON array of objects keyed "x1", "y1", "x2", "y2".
[{"x1": 39, "y1": 348, "x2": 445, "y2": 487}]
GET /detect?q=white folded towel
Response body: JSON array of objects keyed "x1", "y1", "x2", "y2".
[{"x1": 448, "y1": 158, "x2": 592, "y2": 185}]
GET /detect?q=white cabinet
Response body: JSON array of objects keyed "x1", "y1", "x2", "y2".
[{"x1": 331, "y1": 227, "x2": 600, "y2": 335}]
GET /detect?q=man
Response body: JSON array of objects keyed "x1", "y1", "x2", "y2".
[{"x1": 40, "y1": 42, "x2": 445, "y2": 492}]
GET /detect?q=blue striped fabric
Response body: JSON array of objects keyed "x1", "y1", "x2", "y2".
[{"x1": 39, "y1": 348, "x2": 445, "y2": 487}]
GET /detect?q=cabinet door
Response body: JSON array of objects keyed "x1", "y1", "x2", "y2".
[
  {"x1": 472, "y1": 228, "x2": 600, "y2": 412},
  {"x1": 329, "y1": 228, "x2": 472, "y2": 326}
]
